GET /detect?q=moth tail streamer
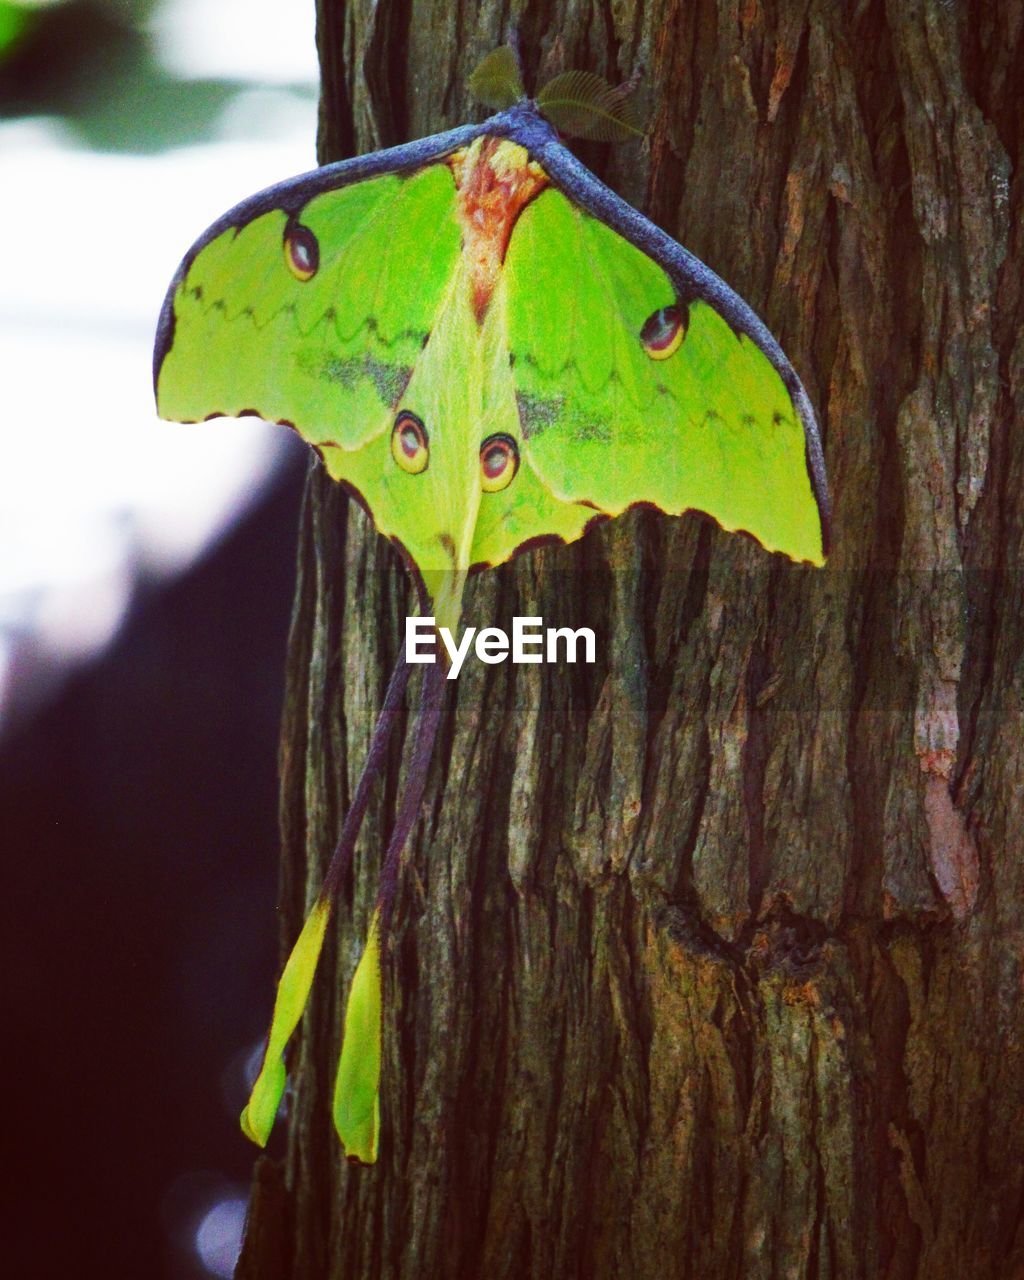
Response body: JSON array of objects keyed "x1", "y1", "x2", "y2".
[
  {"x1": 241, "y1": 895, "x2": 331, "y2": 1146},
  {"x1": 322, "y1": 654, "x2": 412, "y2": 899},
  {"x1": 240, "y1": 653, "x2": 411, "y2": 1149},
  {"x1": 333, "y1": 909, "x2": 383, "y2": 1164},
  {"x1": 332, "y1": 658, "x2": 449, "y2": 1164}
]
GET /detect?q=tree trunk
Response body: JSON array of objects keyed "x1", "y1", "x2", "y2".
[{"x1": 237, "y1": 2, "x2": 1024, "y2": 1277}]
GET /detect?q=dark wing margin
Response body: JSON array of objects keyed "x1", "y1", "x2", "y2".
[
  {"x1": 521, "y1": 129, "x2": 832, "y2": 557},
  {"x1": 152, "y1": 119, "x2": 494, "y2": 396}
]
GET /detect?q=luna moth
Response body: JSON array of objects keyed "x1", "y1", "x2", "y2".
[{"x1": 153, "y1": 46, "x2": 830, "y2": 1167}]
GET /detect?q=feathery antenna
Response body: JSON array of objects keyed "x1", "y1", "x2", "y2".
[
  {"x1": 469, "y1": 45, "x2": 527, "y2": 110},
  {"x1": 536, "y1": 68, "x2": 645, "y2": 141}
]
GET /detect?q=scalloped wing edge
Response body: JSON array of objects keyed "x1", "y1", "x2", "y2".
[{"x1": 467, "y1": 501, "x2": 825, "y2": 576}]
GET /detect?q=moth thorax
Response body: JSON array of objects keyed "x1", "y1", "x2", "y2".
[{"x1": 449, "y1": 137, "x2": 548, "y2": 322}]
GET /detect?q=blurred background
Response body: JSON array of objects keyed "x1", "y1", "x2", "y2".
[{"x1": 0, "y1": 1, "x2": 317, "y2": 1273}]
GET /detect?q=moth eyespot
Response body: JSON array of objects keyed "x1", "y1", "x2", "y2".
[
  {"x1": 391, "y1": 411, "x2": 429, "y2": 474},
  {"x1": 641, "y1": 305, "x2": 684, "y2": 360},
  {"x1": 479, "y1": 433, "x2": 519, "y2": 493},
  {"x1": 283, "y1": 223, "x2": 319, "y2": 281}
]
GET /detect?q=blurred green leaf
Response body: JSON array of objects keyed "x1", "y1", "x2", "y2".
[
  {"x1": 0, "y1": 0, "x2": 315, "y2": 153},
  {"x1": 0, "y1": 1, "x2": 33, "y2": 62}
]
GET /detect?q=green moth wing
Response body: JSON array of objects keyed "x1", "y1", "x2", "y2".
[
  {"x1": 500, "y1": 187, "x2": 826, "y2": 566},
  {"x1": 155, "y1": 154, "x2": 587, "y2": 618},
  {"x1": 157, "y1": 166, "x2": 461, "y2": 442},
  {"x1": 157, "y1": 162, "x2": 472, "y2": 586}
]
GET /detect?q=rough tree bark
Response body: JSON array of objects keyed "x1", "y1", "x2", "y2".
[{"x1": 236, "y1": 2, "x2": 1024, "y2": 1277}]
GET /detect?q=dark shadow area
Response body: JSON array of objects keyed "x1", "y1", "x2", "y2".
[{"x1": 0, "y1": 455, "x2": 308, "y2": 1276}]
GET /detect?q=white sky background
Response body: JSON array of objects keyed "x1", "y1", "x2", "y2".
[{"x1": 0, "y1": 0, "x2": 320, "y2": 729}]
